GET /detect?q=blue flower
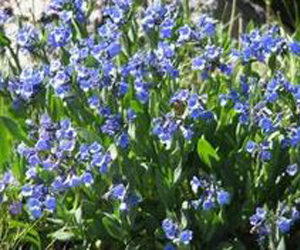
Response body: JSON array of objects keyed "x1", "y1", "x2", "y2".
[
  {"x1": 162, "y1": 218, "x2": 178, "y2": 240},
  {"x1": 246, "y1": 141, "x2": 256, "y2": 153},
  {"x1": 127, "y1": 108, "x2": 136, "y2": 122},
  {"x1": 117, "y1": 132, "x2": 130, "y2": 149},
  {"x1": 118, "y1": 81, "x2": 129, "y2": 96},
  {"x1": 286, "y1": 164, "x2": 298, "y2": 177},
  {"x1": 190, "y1": 176, "x2": 202, "y2": 193},
  {"x1": 259, "y1": 117, "x2": 274, "y2": 133},
  {"x1": 22, "y1": 184, "x2": 33, "y2": 197},
  {"x1": 260, "y1": 150, "x2": 272, "y2": 161},
  {"x1": 180, "y1": 230, "x2": 193, "y2": 245},
  {"x1": 27, "y1": 197, "x2": 41, "y2": 209},
  {"x1": 89, "y1": 96, "x2": 100, "y2": 109},
  {"x1": 107, "y1": 42, "x2": 121, "y2": 58},
  {"x1": 160, "y1": 18, "x2": 175, "y2": 39},
  {"x1": 198, "y1": 15, "x2": 216, "y2": 37},
  {"x1": 101, "y1": 115, "x2": 122, "y2": 136},
  {"x1": 178, "y1": 25, "x2": 192, "y2": 43},
  {"x1": 277, "y1": 217, "x2": 292, "y2": 233},
  {"x1": 203, "y1": 199, "x2": 215, "y2": 210},
  {"x1": 289, "y1": 41, "x2": 300, "y2": 56},
  {"x1": 81, "y1": 172, "x2": 94, "y2": 185},
  {"x1": 48, "y1": 25, "x2": 72, "y2": 48},
  {"x1": 9, "y1": 202, "x2": 23, "y2": 215},
  {"x1": 217, "y1": 190, "x2": 230, "y2": 206},
  {"x1": 164, "y1": 243, "x2": 176, "y2": 250},
  {"x1": 192, "y1": 57, "x2": 206, "y2": 71},
  {"x1": 68, "y1": 175, "x2": 82, "y2": 188},
  {"x1": 111, "y1": 184, "x2": 126, "y2": 200},
  {"x1": 44, "y1": 195, "x2": 56, "y2": 212},
  {"x1": 17, "y1": 24, "x2": 39, "y2": 51},
  {"x1": 30, "y1": 206, "x2": 43, "y2": 219}
]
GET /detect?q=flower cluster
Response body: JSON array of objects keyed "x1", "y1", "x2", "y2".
[
  {"x1": 250, "y1": 204, "x2": 299, "y2": 241},
  {"x1": 234, "y1": 26, "x2": 286, "y2": 63},
  {"x1": 8, "y1": 66, "x2": 46, "y2": 101},
  {"x1": 189, "y1": 176, "x2": 230, "y2": 210},
  {"x1": 105, "y1": 183, "x2": 141, "y2": 212},
  {"x1": 0, "y1": 0, "x2": 300, "y2": 248},
  {"x1": 15, "y1": 114, "x2": 115, "y2": 217},
  {"x1": 162, "y1": 218, "x2": 193, "y2": 248}
]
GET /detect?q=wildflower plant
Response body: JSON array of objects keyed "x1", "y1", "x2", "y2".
[{"x1": 0, "y1": 0, "x2": 299, "y2": 249}]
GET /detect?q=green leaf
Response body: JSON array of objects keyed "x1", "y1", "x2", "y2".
[
  {"x1": 0, "y1": 116, "x2": 28, "y2": 142},
  {"x1": 0, "y1": 31, "x2": 11, "y2": 47},
  {"x1": 197, "y1": 136, "x2": 220, "y2": 167},
  {"x1": 130, "y1": 100, "x2": 144, "y2": 113},
  {"x1": 102, "y1": 216, "x2": 126, "y2": 241},
  {"x1": 50, "y1": 229, "x2": 74, "y2": 241}
]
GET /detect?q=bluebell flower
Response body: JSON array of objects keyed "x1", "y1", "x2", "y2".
[
  {"x1": 107, "y1": 42, "x2": 121, "y2": 58},
  {"x1": 3, "y1": 171, "x2": 14, "y2": 185},
  {"x1": 87, "y1": 143, "x2": 102, "y2": 156},
  {"x1": 162, "y1": 218, "x2": 178, "y2": 240},
  {"x1": 44, "y1": 195, "x2": 56, "y2": 212},
  {"x1": 164, "y1": 243, "x2": 176, "y2": 250},
  {"x1": 104, "y1": 6, "x2": 124, "y2": 24},
  {"x1": 113, "y1": 0, "x2": 133, "y2": 11},
  {"x1": 246, "y1": 141, "x2": 256, "y2": 153},
  {"x1": 239, "y1": 113, "x2": 250, "y2": 125},
  {"x1": 26, "y1": 167, "x2": 37, "y2": 179},
  {"x1": 259, "y1": 117, "x2": 274, "y2": 133},
  {"x1": 286, "y1": 164, "x2": 298, "y2": 176},
  {"x1": 118, "y1": 81, "x2": 129, "y2": 96},
  {"x1": 152, "y1": 115, "x2": 179, "y2": 143},
  {"x1": 277, "y1": 217, "x2": 292, "y2": 233},
  {"x1": 181, "y1": 126, "x2": 194, "y2": 141},
  {"x1": 117, "y1": 132, "x2": 130, "y2": 149},
  {"x1": 260, "y1": 150, "x2": 272, "y2": 161},
  {"x1": 22, "y1": 184, "x2": 33, "y2": 197},
  {"x1": 0, "y1": 9, "x2": 10, "y2": 25},
  {"x1": 190, "y1": 176, "x2": 202, "y2": 193},
  {"x1": 68, "y1": 175, "x2": 82, "y2": 188},
  {"x1": 178, "y1": 25, "x2": 192, "y2": 43},
  {"x1": 52, "y1": 177, "x2": 66, "y2": 192},
  {"x1": 135, "y1": 81, "x2": 149, "y2": 104},
  {"x1": 48, "y1": 25, "x2": 72, "y2": 48},
  {"x1": 27, "y1": 197, "x2": 41, "y2": 209},
  {"x1": 171, "y1": 89, "x2": 190, "y2": 103},
  {"x1": 111, "y1": 184, "x2": 126, "y2": 200},
  {"x1": 81, "y1": 172, "x2": 94, "y2": 185},
  {"x1": 250, "y1": 207, "x2": 270, "y2": 238},
  {"x1": 141, "y1": 2, "x2": 167, "y2": 31},
  {"x1": 289, "y1": 41, "x2": 300, "y2": 56},
  {"x1": 30, "y1": 206, "x2": 43, "y2": 218},
  {"x1": 180, "y1": 230, "x2": 193, "y2": 245},
  {"x1": 99, "y1": 106, "x2": 112, "y2": 118},
  {"x1": 192, "y1": 57, "x2": 206, "y2": 71},
  {"x1": 291, "y1": 207, "x2": 299, "y2": 222},
  {"x1": 89, "y1": 96, "x2": 100, "y2": 109},
  {"x1": 35, "y1": 139, "x2": 51, "y2": 151},
  {"x1": 217, "y1": 190, "x2": 230, "y2": 206},
  {"x1": 101, "y1": 115, "x2": 122, "y2": 136},
  {"x1": 28, "y1": 154, "x2": 41, "y2": 167},
  {"x1": 157, "y1": 41, "x2": 175, "y2": 59},
  {"x1": 9, "y1": 202, "x2": 23, "y2": 215},
  {"x1": 127, "y1": 108, "x2": 136, "y2": 122},
  {"x1": 198, "y1": 15, "x2": 216, "y2": 37},
  {"x1": 17, "y1": 24, "x2": 39, "y2": 52},
  {"x1": 160, "y1": 17, "x2": 175, "y2": 39},
  {"x1": 203, "y1": 198, "x2": 215, "y2": 210}
]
